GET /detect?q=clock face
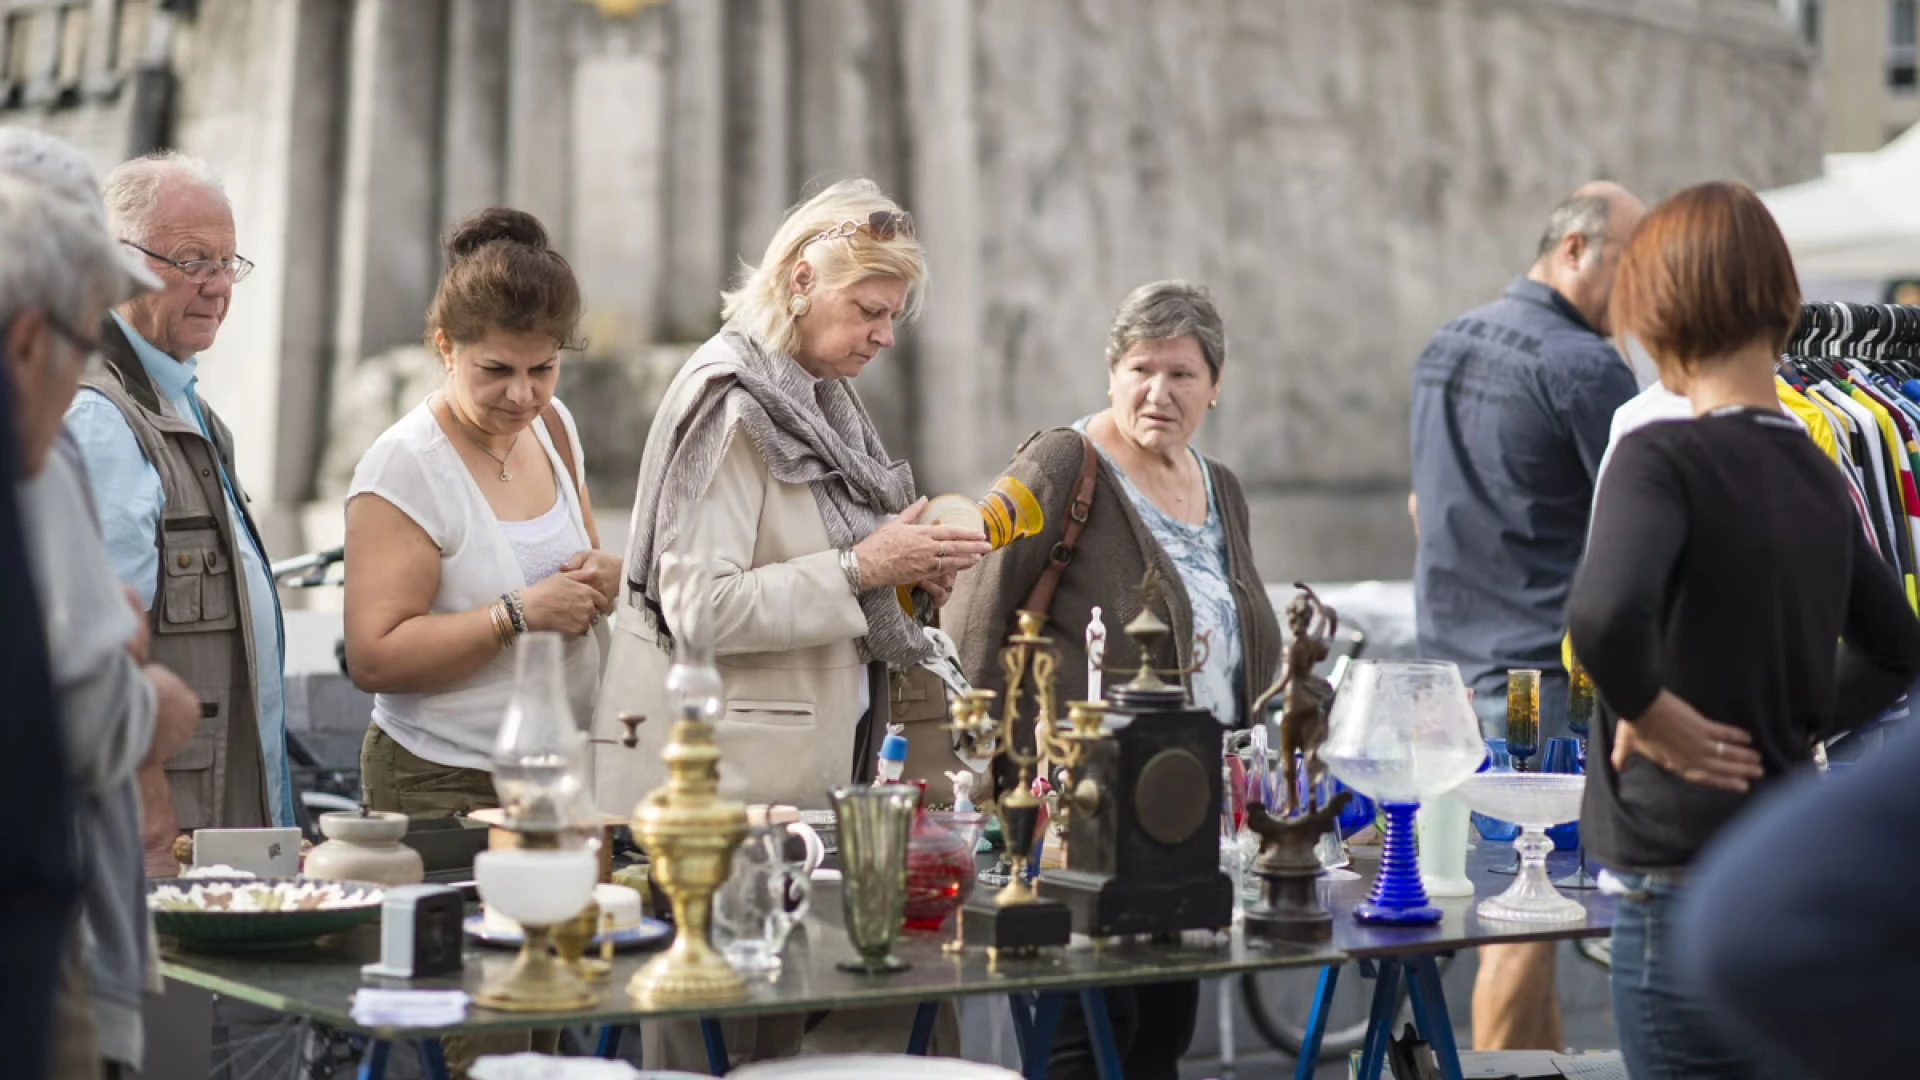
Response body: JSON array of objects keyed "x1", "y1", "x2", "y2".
[{"x1": 1134, "y1": 748, "x2": 1211, "y2": 845}]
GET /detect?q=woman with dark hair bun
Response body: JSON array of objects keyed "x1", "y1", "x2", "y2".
[{"x1": 343, "y1": 204, "x2": 619, "y2": 816}]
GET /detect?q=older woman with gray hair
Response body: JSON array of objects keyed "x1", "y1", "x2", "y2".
[{"x1": 945, "y1": 280, "x2": 1281, "y2": 1080}]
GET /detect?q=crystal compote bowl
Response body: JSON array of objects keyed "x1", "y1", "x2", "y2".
[
  {"x1": 1322, "y1": 661, "x2": 1487, "y2": 925},
  {"x1": 474, "y1": 847, "x2": 599, "y2": 1010},
  {"x1": 1452, "y1": 773, "x2": 1586, "y2": 923}
]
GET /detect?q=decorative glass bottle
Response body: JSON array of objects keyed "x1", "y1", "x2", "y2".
[{"x1": 902, "y1": 780, "x2": 976, "y2": 930}]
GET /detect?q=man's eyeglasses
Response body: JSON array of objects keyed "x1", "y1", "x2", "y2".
[
  {"x1": 805, "y1": 211, "x2": 915, "y2": 249},
  {"x1": 121, "y1": 240, "x2": 255, "y2": 285}
]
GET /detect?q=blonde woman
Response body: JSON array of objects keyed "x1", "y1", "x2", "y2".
[
  {"x1": 594, "y1": 179, "x2": 985, "y2": 814},
  {"x1": 596, "y1": 178, "x2": 982, "y2": 1069}
]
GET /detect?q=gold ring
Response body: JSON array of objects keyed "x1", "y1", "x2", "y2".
[
  {"x1": 935, "y1": 555, "x2": 944, "y2": 573},
  {"x1": 1714, "y1": 740, "x2": 1723, "y2": 757}
]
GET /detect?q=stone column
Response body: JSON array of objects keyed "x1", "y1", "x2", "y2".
[
  {"x1": 662, "y1": 0, "x2": 727, "y2": 340},
  {"x1": 506, "y1": 0, "x2": 573, "y2": 239},
  {"x1": 901, "y1": 0, "x2": 981, "y2": 496},
  {"x1": 441, "y1": 0, "x2": 509, "y2": 228},
  {"x1": 333, "y1": 0, "x2": 447, "y2": 376},
  {"x1": 567, "y1": 11, "x2": 668, "y2": 354},
  {"x1": 724, "y1": 0, "x2": 794, "y2": 265},
  {"x1": 167, "y1": 0, "x2": 351, "y2": 551}
]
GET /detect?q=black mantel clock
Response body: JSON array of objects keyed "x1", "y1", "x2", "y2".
[{"x1": 1038, "y1": 567, "x2": 1235, "y2": 937}]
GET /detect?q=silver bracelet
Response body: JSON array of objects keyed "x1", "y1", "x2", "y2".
[{"x1": 838, "y1": 547, "x2": 864, "y2": 596}]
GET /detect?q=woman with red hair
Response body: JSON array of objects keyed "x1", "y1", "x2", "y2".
[{"x1": 1567, "y1": 181, "x2": 1920, "y2": 1079}]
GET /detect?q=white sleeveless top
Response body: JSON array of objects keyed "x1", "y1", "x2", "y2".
[{"x1": 348, "y1": 396, "x2": 602, "y2": 770}]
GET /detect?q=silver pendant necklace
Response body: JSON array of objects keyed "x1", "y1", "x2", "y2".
[{"x1": 455, "y1": 415, "x2": 518, "y2": 481}]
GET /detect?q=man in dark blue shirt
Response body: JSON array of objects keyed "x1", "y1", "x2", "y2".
[
  {"x1": 1408, "y1": 181, "x2": 1644, "y2": 1054},
  {"x1": 1411, "y1": 181, "x2": 1645, "y2": 743}
]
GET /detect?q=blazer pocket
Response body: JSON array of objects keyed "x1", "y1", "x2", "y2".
[{"x1": 722, "y1": 699, "x2": 818, "y2": 729}]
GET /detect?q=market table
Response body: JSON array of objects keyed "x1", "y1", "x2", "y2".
[
  {"x1": 161, "y1": 844, "x2": 1614, "y2": 1080},
  {"x1": 161, "y1": 879, "x2": 1343, "y2": 1080},
  {"x1": 1292, "y1": 843, "x2": 1619, "y2": 1080}
]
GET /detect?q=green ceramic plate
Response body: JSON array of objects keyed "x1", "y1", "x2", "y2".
[{"x1": 148, "y1": 877, "x2": 385, "y2": 951}]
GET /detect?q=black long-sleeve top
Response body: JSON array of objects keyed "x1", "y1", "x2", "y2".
[{"x1": 1568, "y1": 406, "x2": 1920, "y2": 871}]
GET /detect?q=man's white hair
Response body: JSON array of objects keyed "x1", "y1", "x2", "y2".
[
  {"x1": 102, "y1": 151, "x2": 229, "y2": 247},
  {"x1": 0, "y1": 174, "x2": 128, "y2": 334}
]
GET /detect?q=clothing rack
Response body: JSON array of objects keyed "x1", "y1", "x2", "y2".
[{"x1": 1777, "y1": 302, "x2": 1920, "y2": 610}]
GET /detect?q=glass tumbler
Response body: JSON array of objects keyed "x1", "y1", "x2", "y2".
[{"x1": 829, "y1": 783, "x2": 918, "y2": 974}]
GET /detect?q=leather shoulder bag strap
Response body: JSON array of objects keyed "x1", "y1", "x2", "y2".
[
  {"x1": 1019, "y1": 433, "x2": 1098, "y2": 620},
  {"x1": 540, "y1": 403, "x2": 601, "y2": 549}
]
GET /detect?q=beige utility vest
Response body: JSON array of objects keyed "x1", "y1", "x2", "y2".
[{"x1": 78, "y1": 318, "x2": 270, "y2": 832}]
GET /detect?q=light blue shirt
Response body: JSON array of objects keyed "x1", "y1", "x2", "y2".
[{"x1": 65, "y1": 314, "x2": 295, "y2": 828}]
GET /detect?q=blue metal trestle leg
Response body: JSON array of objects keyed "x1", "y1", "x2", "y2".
[
  {"x1": 908, "y1": 1000, "x2": 940, "y2": 1055},
  {"x1": 1405, "y1": 954, "x2": 1465, "y2": 1080},
  {"x1": 1078, "y1": 989, "x2": 1125, "y2": 1080},
  {"x1": 356, "y1": 1040, "x2": 390, "y2": 1080},
  {"x1": 1291, "y1": 964, "x2": 1343, "y2": 1080},
  {"x1": 1355, "y1": 959, "x2": 1405, "y2": 1080},
  {"x1": 701, "y1": 1018, "x2": 729, "y2": 1075},
  {"x1": 595, "y1": 1024, "x2": 624, "y2": 1059},
  {"x1": 416, "y1": 1039, "x2": 450, "y2": 1080}
]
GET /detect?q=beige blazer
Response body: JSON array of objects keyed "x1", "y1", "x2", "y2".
[{"x1": 593, "y1": 428, "x2": 875, "y2": 815}]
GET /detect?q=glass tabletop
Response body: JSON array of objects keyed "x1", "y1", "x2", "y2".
[
  {"x1": 161, "y1": 843, "x2": 1615, "y2": 1037},
  {"x1": 161, "y1": 881, "x2": 1342, "y2": 1037}
]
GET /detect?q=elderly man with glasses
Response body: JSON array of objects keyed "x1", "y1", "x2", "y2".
[{"x1": 65, "y1": 151, "x2": 292, "y2": 880}]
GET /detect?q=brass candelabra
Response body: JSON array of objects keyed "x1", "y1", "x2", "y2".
[{"x1": 947, "y1": 612, "x2": 1110, "y2": 901}]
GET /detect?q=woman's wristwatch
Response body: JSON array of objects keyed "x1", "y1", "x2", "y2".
[{"x1": 838, "y1": 547, "x2": 864, "y2": 596}]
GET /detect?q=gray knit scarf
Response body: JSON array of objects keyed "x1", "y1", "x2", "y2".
[{"x1": 624, "y1": 326, "x2": 932, "y2": 665}]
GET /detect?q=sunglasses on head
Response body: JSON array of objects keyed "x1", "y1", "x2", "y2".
[{"x1": 806, "y1": 210, "x2": 915, "y2": 248}]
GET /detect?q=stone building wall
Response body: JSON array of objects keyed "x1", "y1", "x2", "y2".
[{"x1": 1, "y1": 0, "x2": 1819, "y2": 584}]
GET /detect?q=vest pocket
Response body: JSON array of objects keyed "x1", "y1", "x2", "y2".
[
  {"x1": 166, "y1": 689, "x2": 222, "y2": 832},
  {"x1": 160, "y1": 522, "x2": 239, "y2": 632}
]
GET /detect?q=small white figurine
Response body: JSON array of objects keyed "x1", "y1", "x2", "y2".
[
  {"x1": 1086, "y1": 606, "x2": 1107, "y2": 701},
  {"x1": 945, "y1": 769, "x2": 977, "y2": 813}
]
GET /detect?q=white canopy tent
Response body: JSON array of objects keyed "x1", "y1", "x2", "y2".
[{"x1": 1763, "y1": 124, "x2": 1920, "y2": 286}]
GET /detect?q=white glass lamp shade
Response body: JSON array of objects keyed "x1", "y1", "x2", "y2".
[
  {"x1": 475, "y1": 848, "x2": 597, "y2": 926},
  {"x1": 1321, "y1": 660, "x2": 1486, "y2": 804}
]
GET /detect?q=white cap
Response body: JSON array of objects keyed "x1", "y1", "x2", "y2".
[{"x1": 0, "y1": 127, "x2": 161, "y2": 303}]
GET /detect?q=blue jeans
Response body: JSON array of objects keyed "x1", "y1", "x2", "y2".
[{"x1": 1610, "y1": 870, "x2": 1790, "y2": 1080}]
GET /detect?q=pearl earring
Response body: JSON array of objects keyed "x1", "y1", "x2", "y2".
[
  {"x1": 789, "y1": 294, "x2": 811, "y2": 317},
  {"x1": 1209, "y1": 400, "x2": 1218, "y2": 409}
]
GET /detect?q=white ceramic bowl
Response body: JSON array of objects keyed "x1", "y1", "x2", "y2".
[
  {"x1": 731, "y1": 1056, "x2": 1021, "y2": 1079},
  {"x1": 475, "y1": 848, "x2": 596, "y2": 926}
]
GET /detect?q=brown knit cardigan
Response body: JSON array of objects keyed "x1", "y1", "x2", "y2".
[{"x1": 943, "y1": 427, "x2": 1281, "y2": 728}]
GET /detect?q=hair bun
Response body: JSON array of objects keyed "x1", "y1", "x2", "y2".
[{"x1": 444, "y1": 207, "x2": 550, "y2": 263}]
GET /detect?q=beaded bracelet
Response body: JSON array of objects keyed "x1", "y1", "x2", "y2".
[
  {"x1": 504, "y1": 590, "x2": 528, "y2": 635},
  {"x1": 488, "y1": 600, "x2": 517, "y2": 650}
]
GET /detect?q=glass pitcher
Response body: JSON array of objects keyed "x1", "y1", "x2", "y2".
[{"x1": 713, "y1": 821, "x2": 814, "y2": 976}]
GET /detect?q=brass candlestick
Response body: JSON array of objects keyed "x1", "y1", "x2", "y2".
[
  {"x1": 947, "y1": 613, "x2": 1082, "y2": 954},
  {"x1": 626, "y1": 550, "x2": 748, "y2": 1008},
  {"x1": 627, "y1": 711, "x2": 747, "y2": 1007}
]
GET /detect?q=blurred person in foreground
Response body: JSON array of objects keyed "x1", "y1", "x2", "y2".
[
  {"x1": 1409, "y1": 180, "x2": 1646, "y2": 1050},
  {"x1": 945, "y1": 280, "x2": 1281, "y2": 1080},
  {"x1": 596, "y1": 178, "x2": 986, "y2": 1069},
  {"x1": 66, "y1": 152, "x2": 294, "y2": 876},
  {"x1": 1568, "y1": 181, "x2": 1920, "y2": 1079},
  {"x1": 0, "y1": 127, "x2": 208, "y2": 1080},
  {"x1": 1681, "y1": 682, "x2": 1920, "y2": 1077},
  {"x1": 0, "y1": 171, "x2": 81, "y2": 1080},
  {"x1": 0, "y1": 162, "x2": 200, "y2": 1079}
]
